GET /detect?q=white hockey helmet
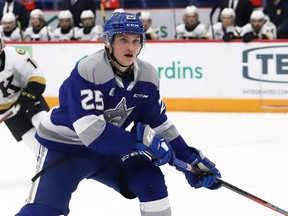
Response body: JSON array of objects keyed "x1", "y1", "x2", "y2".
[
  {"x1": 80, "y1": 10, "x2": 95, "y2": 19},
  {"x1": 250, "y1": 10, "x2": 265, "y2": 21},
  {"x1": 138, "y1": 11, "x2": 151, "y2": 20},
  {"x1": 30, "y1": 9, "x2": 44, "y2": 19},
  {"x1": 185, "y1": 6, "x2": 198, "y2": 15},
  {"x1": 113, "y1": 8, "x2": 125, "y2": 13},
  {"x1": 221, "y1": 8, "x2": 235, "y2": 18},
  {"x1": 58, "y1": 10, "x2": 73, "y2": 20},
  {"x1": 1, "y1": 12, "x2": 16, "y2": 23}
]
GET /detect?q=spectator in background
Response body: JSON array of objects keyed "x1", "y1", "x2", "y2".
[
  {"x1": 136, "y1": 11, "x2": 161, "y2": 40},
  {"x1": 51, "y1": 10, "x2": 79, "y2": 41},
  {"x1": 219, "y1": 0, "x2": 253, "y2": 27},
  {"x1": 59, "y1": 0, "x2": 96, "y2": 27},
  {"x1": 0, "y1": 12, "x2": 22, "y2": 41},
  {"x1": 263, "y1": 0, "x2": 288, "y2": 38},
  {"x1": 241, "y1": 10, "x2": 277, "y2": 42},
  {"x1": 175, "y1": 6, "x2": 208, "y2": 39},
  {"x1": 206, "y1": 8, "x2": 241, "y2": 41},
  {"x1": 74, "y1": 10, "x2": 103, "y2": 41},
  {"x1": 23, "y1": 9, "x2": 53, "y2": 41},
  {"x1": 0, "y1": 0, "x2": 29, "y2": 31}
]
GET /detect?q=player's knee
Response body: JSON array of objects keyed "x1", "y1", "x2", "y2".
[
  {"x1": 121, "y1": 152, "x2": 168, "y2": 202},
  {"x1": 15, "y1": 203, "x2": 60, "y2": 216},
  {"x1": 121, "y1": 151, "x2": 152, "y2": 178},
  {"x1": 129, "y1": 165, "x2": 168, "y2": 202}
]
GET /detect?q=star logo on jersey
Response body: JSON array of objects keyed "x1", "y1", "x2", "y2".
[{"x1": 104, "y1": 97, "x2": 135, "y2": 126}]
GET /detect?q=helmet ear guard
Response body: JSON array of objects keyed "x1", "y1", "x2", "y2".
[{"x1": 104, "y1": 40, "x2": 111, "y2": 48}]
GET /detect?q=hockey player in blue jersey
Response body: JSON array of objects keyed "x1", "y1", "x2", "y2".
[{"x1": 16, "y1": 12, "x2": 222, "y2": 216}]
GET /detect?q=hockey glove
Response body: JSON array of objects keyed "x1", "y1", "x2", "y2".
[
  {"x1": 184, "y1": 147, "x2": 222, "y2": 190},
  {"x1": 15, "y1": 89, "x2": 37, "y2": 114},
  {"x1": 261, "y1": 34, "x2": 269, "y2": 39},
  {"x1": 223, "y1": 32, "x2": 235, "y2": 42},
  {"x1": 242, "y1": 32, "x2": 258, "y2": 43},
  {"x1": 136, "y1": 123, "x2": 175, "y2": 166}
]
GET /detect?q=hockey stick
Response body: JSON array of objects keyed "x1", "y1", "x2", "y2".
[
  {"x1": 46, "y1": 15, "x2": 58, "y2": 25},
  {"x1": 171, "y1": 0, "x2": 177, "y2": 39},
  {"x1": 0, "y1": 105, "x2": 20, "y2": 124},
  {"x1": 0, "y1": 110, "x2": 13, "y2": 123},
  {"x1": 209, "y1": 4, "x2": 219, "y2": 40},
  {"x1": 173, "y1": 158, "x2": 288, "y2": 216},
  {"x1": 100, "y1": 3, "x2": 106, "y2": 24}
]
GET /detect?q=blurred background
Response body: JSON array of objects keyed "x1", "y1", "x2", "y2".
[{"x1": 1, "y1": 0, "x2": 265, "y2": 10}]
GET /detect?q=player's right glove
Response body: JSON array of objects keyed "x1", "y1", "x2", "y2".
[
  {"x1": 222, "y1": 26, "x2": 237, "y2": 42},
  {"x1": 223, "y1": 32, "x2": 235, "y2": 42},
  {"x1": 14, "y1": 88, "x2": 37, "y2": 114},
  {"x1": 136, "y1": 123, "x2": 175, "y2": 166},
  {"x1": 183, "y1": 147, "x2": 222, "y2": 190},
  {"x1": 242, "y1": 32, "x2": 258, "y2": 43}
]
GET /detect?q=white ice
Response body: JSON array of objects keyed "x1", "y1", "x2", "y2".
[{"x1": 1, "y1": 112, "x2": 288, "y2": 216}]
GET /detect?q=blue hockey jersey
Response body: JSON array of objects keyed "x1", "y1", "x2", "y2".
[{"x1": 36, "y1": 49, "x2": 191, "y2": 159}]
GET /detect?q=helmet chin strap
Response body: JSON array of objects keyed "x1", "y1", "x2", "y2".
[
  {"x1": 110, "y1": 51, "x2": 130, "y2": 68},
  {"x1": 105, "y1": 47, "x2": 129, "y2": 68}
]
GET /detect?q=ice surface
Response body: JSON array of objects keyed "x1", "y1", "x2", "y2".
[{"x1": 1, "y1": 112, "x2": 287, "y2": 216}]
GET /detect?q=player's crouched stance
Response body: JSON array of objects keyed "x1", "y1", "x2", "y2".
[
  {"x1": 0, "y1": 35, "x2": 49, "y2": 156},
  {"x1": 15, "y1": 12, "x2": 221, "y2": 216}
]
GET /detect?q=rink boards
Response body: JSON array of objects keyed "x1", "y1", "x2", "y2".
[{"x1": 7, "y1": 40, "x2": 288, "y2": 112}]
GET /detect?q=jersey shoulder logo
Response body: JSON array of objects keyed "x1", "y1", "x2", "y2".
[{"x1": 15, "y1": 48, "x2": 26, "y2": 55}]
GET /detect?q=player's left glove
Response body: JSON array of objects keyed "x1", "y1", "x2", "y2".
[
  {"x1": 136, "y1": 123, "x2": 175, "y2": 166},
  {"x1": 15, "y1": 89, "x2": 37, "y2": 114},
  {"x1": 183, "y1": 147, "x2": 222, "y2": 190}
]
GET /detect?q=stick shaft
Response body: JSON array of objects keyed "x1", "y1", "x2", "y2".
[
  {"x1": 173, "y1": 158, "x2": 288, "y2": 216},
  {"x1": 219, "y1": 178, "x2": 288, "y2": 216},
  {"x1": 0, "y1": 111, "x2": 13, "y2": 123},
  {"x1": 209, "y1": 5, "x2": 217, "y2": 39},
  {"x1": 100, "y1": 3, "x2": 106, "y2": 23},
  {"x1": 0, "y1": 105, "x2": 20, "y2": 124}
]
